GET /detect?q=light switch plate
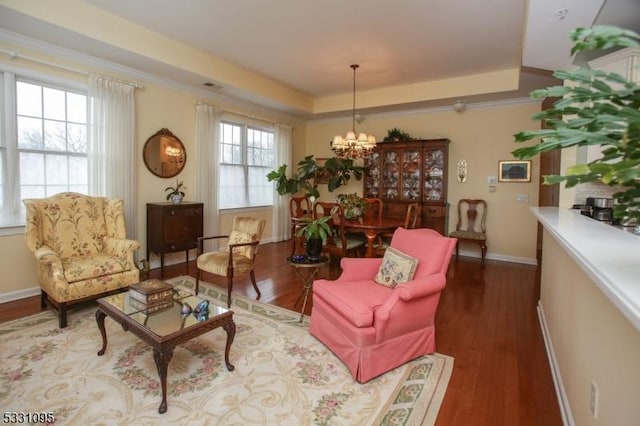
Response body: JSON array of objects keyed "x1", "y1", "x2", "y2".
[{"x1": 487, "y1": 175, "x2": 497, "y2": 185}]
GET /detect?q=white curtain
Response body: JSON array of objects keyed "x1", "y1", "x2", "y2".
[
  {"x1": 87, "y1": 73, "x2": 137, "y2": 240},
  {"x1": 272, "y1": 124, "x2": 293, "y2": 242},
  {"x1": 195, "y1": 103, "x2": 221, "y2": 251}
]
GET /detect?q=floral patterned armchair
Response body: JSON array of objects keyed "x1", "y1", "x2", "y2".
[{"x1": 24, "y1": 192, "x2": 140, "y2": 328}]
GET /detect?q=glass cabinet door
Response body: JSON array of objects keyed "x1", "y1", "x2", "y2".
[
  {"x1": 381, "y1": 150, "x2": 400, "y2": 200},
  {"x1": 423, "y1": 148, "x2": 445, "y2": 201},
  {"x1": 401, "y1": 149, "x2": 421, "y2": 200},
  {"x1": 364, "y1": 152, "x2": 380, "y2": 198}
]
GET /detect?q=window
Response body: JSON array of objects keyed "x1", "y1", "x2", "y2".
[
  {"x1": 218, "y1": 121, "x2": 274, "y2": 209},
  {"x1": 0, "y1": 73, "x2": 88, "y2": 227}
]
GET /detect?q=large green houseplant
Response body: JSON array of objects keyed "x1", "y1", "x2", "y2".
[
  {"x1": 512, "y1": 26, "x2": 640, "y2": 221},
  {"x1": 267, "y1": 155, "x2": 364, "y2": 200}
]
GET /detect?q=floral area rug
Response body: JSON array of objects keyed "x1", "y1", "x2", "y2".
[{"x1": 0, "y1": 276, "x2": 453, "y2": 425}]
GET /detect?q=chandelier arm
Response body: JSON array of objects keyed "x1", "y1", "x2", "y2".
[{"x1": 352, "y1": 64, "x2": 357, "y2": 132}]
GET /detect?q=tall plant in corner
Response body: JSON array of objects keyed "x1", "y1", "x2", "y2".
[
  {"x1": 512, "y1": 26, "x2": 640, "y2": 221},
  {"x1": 266, "y1": 155, "x2": 364, "y2": 199}
]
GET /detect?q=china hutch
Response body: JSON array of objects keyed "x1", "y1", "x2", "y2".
[{"x1": 363, "y1": 138, "x2": 450, "y2": 234}]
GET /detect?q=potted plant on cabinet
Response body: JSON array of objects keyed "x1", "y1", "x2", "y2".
[
  {"x1": 165, "y1": 179, "x2": 186, "y2": 204},
  {"x1": 512, "y1": 26, "x2": 640, "y2": 221},
  {"x1": 295, "y1": 215, "x2": 332, "y2": 260}
]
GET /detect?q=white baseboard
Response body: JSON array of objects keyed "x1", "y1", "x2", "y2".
[
  {"x1": 537, "y1": 301, "x2": 575, "y2": 426},
  {"x1": 456, "y1": 249, "x2": 537, "y2": 265},
  {"x1": 0, "y1": 286, "x2": 40, "y2": 304}
]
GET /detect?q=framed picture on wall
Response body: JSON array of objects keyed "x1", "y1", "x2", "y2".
[{"x1": 498, "y1": 160, "x2": 531, "y2": 182}]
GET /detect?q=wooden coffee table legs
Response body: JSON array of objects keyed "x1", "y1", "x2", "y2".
[
  {"x1": 223, "y1": 320, "x2": 236, "y2": 371},
  {"x1": 153, "y1": 348, "x2": 174, "y2": 414},
  {"x1": 96, "y1": 309, "x2": 108, "y2": 355},
  {"x1": 95, "y1": 307, "x2": 236, "y2": 414}
]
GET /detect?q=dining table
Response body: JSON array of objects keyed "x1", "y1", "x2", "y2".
[{"x1": 336, "y1": 216, "x2": 406, "y2": 258}]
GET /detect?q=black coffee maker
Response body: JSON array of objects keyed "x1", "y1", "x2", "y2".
[{"x1": 586, "y1": 197, "x2": 613, "y2": 223}]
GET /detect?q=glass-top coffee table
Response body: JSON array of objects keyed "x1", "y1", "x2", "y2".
[{"x1": 95, "y1": 286, "x2": 235, "y2": 414}]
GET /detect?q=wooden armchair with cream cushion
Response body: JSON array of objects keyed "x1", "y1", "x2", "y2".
[
  {"x1": 23, "y1": 192, "x2": 140, "y2": 328},
  {"x1": 195, "y1": 216, "x2": 266, "y2": 307}
]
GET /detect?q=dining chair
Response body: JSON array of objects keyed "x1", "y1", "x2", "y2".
[
  {"x1": 362, "y1": 198, "x2": 383, "y2": 221},
  {"x1": 313, "y1": 201, "x2": 365, "y2": 262},
  {"x1": 374, "y1": 202, "x2": 420, "y2": 256},
  {"x1": 448, "y1": 199, "x2": 488, "y2": 265},
  {"x1": 289, "y1": 196, "x2": 311, "y2": 256},
  {"x1": 347, "y1": 197, "x2": 383, "y2": 252}
]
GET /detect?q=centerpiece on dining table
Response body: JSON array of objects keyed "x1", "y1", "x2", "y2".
[{"x1": 336, "y1": 193, "x2": 368, "y2": 219}]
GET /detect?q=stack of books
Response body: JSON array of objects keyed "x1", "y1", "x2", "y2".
[{"x1": 128, "y1": 279, "x2": 174, "y2": 314}]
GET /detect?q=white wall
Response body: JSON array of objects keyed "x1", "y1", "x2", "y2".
[{"x1": 539, "y1": 229, "x2": 640, "y2": 425}]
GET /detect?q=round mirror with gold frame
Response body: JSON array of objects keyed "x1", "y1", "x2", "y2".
[{"x1": 143, "y1": 128, "x2": 186, "y2": 178}]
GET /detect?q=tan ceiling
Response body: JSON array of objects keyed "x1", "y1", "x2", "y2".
[{"x1": 0, "y1": 0, "x2": 638, "y2": 118}]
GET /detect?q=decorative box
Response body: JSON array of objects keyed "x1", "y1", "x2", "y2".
[{"x1": 129, "y1": 279, "x2": 174, "y2": 305}]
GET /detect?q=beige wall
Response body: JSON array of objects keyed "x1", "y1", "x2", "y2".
[
  {"x1": 305, "y1": 101, "x2": 542, "y2": 263},
  {"x1": 540, "y1": 229, "x2": 640, "y2": 425},
  {"x1": 0, "y1": 43, "x2": 543, "y2": 300},
  {"x1": 0, "y1": 44, "x2": 305, "y2": 299}
]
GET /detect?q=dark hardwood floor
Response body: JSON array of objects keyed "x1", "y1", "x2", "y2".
[{"x1": 0, "y1": 240, "x2": 562, "y2": 426}]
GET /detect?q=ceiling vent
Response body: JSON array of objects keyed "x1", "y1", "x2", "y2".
[{"x1": 203, "y1": 82, "x2": 222, "y2": 89}]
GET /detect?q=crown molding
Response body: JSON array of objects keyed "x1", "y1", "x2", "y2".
[
  {"x1": 0, "y1": 28, "x2": 304, "y2": 124},
  {"x1": 309, "y1": 96, "x2": 541, "y2": 124}
]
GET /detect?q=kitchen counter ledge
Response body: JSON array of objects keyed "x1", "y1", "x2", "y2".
[{"x1": 532, "y1": 207, "x2": 640, "y2": 332}]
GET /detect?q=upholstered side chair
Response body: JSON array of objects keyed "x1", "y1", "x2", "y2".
[
  {"x1": 310, "y1": 227, "x2": 456, "y2": 383},
  {"x1": 24, "y1": 192, "x2": 140, "y2": 328},
  {"x1": 195, "y1": 216, "x2": 266, "y2": 307}
]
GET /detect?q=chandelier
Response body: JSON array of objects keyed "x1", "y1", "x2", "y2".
[{"x1": 331, "y1": 64, "x2": 376, "y2": 159}]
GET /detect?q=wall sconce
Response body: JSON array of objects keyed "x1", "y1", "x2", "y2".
[
  {"x1": 453, "y1": 100, "x2": 465, "y2": 113},
  {"x1": 457, "y1": 159, "x2": 468, "y2": 182}
]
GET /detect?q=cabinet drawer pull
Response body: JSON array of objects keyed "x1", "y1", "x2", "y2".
[{"x1": 170, "y1": 210, "x2": 176, "y2": 215}]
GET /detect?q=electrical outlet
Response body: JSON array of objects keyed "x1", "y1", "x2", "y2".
[
  {"x1": 515, "y1": 194, "x2": 529, "y2": 203},
  {"x1": 590, "y1": 381, "x2": 599, "y2": 419}
]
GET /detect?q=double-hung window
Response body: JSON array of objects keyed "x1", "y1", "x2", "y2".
[
  {"x1": 0, "y1": 72, "x2": 88, "y2": 227},
  {"x1": 218, "y1": 120, "x2": 274, "y2": 209}
]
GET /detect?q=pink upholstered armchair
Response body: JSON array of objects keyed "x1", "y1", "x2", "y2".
[{"x1": 309, "y1": 227, "x2": 456, "y2": 383}]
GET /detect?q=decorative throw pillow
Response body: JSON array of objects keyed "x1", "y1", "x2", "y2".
[
  {"x1": 226, "y1": 230, "x2": 255, "y2": 258},
  {"x1": 374, "y1": 246, "x2": 419, "y2": 288}
]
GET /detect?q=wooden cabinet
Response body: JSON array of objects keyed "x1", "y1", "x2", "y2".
[
  {"x1": 146, "y1": 202, "x2": 203, "y2": 276},
  {"x1": 363, "y1": 139, "x2": 450, "y2": 235}
]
